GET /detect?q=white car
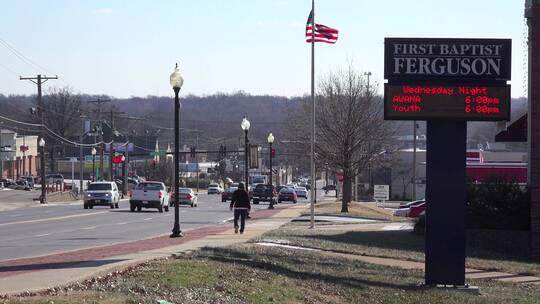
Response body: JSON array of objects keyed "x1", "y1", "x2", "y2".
[
  {"x1": 207, "y1": 183, "x2": 223, "y2": 194},
  {"x1": 130, "y1": 182, "x2": 170, "y2": 212},
  {"x1": 393, "y1": 199, "x2": 425, "y2": 217},
  {"x1": 84, "y1": 181, "x2": 121, "y2": 209},
  {"x1": 171, "y1": 188, "x2": 198, "y2": 207},
  {"x1": 295, "y1": 187, "x2": 308, "y2": 198}
]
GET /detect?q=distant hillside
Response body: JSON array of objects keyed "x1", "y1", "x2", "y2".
[{"x1": 0, "y1": 93, "x2": 528, "y2": 150}]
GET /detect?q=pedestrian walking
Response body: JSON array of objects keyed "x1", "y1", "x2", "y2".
[{"x1": 230, "y1": 182, "x2": 251, "y2": 234}]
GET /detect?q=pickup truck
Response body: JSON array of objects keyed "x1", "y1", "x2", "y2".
[
  {"x1": 129, "y1": 181, "x2": 170, "y2": 212},
  {"x1": 252, "y1": 184, "x2": 277, "y2": 205}
]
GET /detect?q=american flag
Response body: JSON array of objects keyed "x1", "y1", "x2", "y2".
[{"x1": 305, "y1": 10, "x2": 339, "y2": 44}]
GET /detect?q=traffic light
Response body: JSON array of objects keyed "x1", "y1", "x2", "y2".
[
  {"x1": 190, "y1": 146, "x2": 196, "y2": 158},
  {"x1": 271, "y1": 148, "x2": 276, "y2": 158},
  {"x1": 112, "y1": 151, "x2": 125, "y2": 164}
]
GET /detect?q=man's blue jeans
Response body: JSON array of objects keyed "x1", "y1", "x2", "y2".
[{"x1": 234, "y1": 209, "x2": 248, "y2": 232}]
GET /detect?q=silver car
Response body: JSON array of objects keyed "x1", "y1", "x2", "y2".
[
  {"x1": 84, "y1": 182, "x2": 120, "y2": 209},
  {"x1": 171, "y1": 188, "x2": 198, "y2": 207},
  {"x1": 295, "y1": 187, "x2": 308, "y2": 198}
]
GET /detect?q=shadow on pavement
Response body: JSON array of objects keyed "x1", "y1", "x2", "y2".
[{"x1": 0, "y1": 259, "x2": 127, "y2": 274}]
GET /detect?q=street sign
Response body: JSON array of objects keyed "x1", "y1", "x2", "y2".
[
  {"x1": 69, "y1": 157, "x2": 78, "y2": 162},
  {"x1": 373, "y1": 185, "x2": 389, "y2": 201}
]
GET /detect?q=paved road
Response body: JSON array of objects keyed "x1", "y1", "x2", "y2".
[
  {"x1": 0, "y1": 189, "x2": 318, "y2": 262},
  {"x1": 0, "y1": 188, "x2": 41, "y2": 211}
]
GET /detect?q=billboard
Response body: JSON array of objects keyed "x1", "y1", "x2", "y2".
[{"x1": 384, "y1": 38, "x2": 511, "y2": 81}]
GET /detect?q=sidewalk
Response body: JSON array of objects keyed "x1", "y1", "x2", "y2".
[
  {"x1": 0, "y1": 203, "x2": 308, "y2": 295},
  {"x1": 256, "y1": 222, "x2": 540, "y2": 286}
]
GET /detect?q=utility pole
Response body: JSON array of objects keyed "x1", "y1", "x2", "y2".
[
  {"x1": 412, "y1": 121, "x2": 417, "y2": 200},
  {"x1": 88, "y1": 98, "x2": 111, "y2": 181},
  {"x1": 20, "y1": 74, "x2": 57, "y2": 204},
  {"x1": 79, "y1": 115, "x2": 88, "y2": 192}
]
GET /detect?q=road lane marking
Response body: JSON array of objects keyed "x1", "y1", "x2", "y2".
[
  {"x1": 0, "y1": 211, "x2": 109, "y2": 227},
  {"x1": 35, "y1": 233, "x2": 51, "y2": 237},
  {"x1": 82, "y1": 226, "x2": 96, "y2": 230},
  {"x1": 143, "y1": 217, "x2": 152, "y2": 221},
  {"x1": 117, "y1": 222, "x2": 128, "y2": 225}
]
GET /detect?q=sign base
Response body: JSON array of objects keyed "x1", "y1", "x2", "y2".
[{"x1": 425, "y1": 120, "x2": 467, "y2": 286}]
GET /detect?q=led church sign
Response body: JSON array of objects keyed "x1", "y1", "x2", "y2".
[{"x1": 384, "y1": 84, "x2": 510, "y2": 121}]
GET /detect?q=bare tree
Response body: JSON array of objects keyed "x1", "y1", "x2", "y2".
[
  {"x1": 42, "y1": 87, "x2": 83, "y2": 171},
  {"x1": 314, "y1": 67, "x2": 392, "y2": 212}
]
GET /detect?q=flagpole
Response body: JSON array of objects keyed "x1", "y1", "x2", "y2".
[{"x1": 309, "y1": 0, "x2": 316, "y2": 229}]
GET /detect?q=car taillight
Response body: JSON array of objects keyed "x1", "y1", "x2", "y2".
[
  {"x1": 128, "y1": 191, "x2": 132, "y2": 197},
  {"x1": 159, "y1": 192, "x2": 163, "y2": 199},
  {"x1": 186, "y1": 194, "x2": 193, "y2": 200}
]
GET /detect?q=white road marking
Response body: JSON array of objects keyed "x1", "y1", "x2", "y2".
[
  {"x1": 0, "y1": 211, "x2": 108, "y2": 227},
  {"x1": 143, "y1": 217, "x2": 152, "y2": 221},
  {"x1": 81, "y1": 226, "x2": 96, "y2": 230},
  {"x1": 35, "y1": 233, "x2": 51, "y2": 237},
  {"x1": 116, "y1": 222, "x2": 128, "y2": 225}
]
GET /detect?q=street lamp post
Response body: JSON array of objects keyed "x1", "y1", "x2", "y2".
[
  {"x1": 170, "y1": 63, "x2": 184, "y2": 238},
  {"x1": 241, "y1": 117, "x2": 250, "y2": 186},
  {"x1": 267, "y1": 132, "x2": 274, "y2": 209},
  {"x1": 91, "y1": 147, "x2": 97, "y2": 182},
  {"x1": 39, "y1": 138, "x2": 46, "y2": 204}
]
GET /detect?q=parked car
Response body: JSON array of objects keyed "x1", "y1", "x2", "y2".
[
  {"x1": 20, "y1": 176, "x2": 35, "y2": 188},
  {"x1": 129, "y1": 181, "x2": 170, "y2": 212},
  {"x1": 252, "y1": 184, "x2": 277, "y2": 205},
  {"x1": 278, "y1": 187, "x2": 298, "y2": 204},
  {"x1": 398, "y1": 199, "x2": 426, "y2": 208},
  {"x1": 170, "y1": 188, "x2": 198, "y2": 207},
  {"x1": 221, "y1": 186, "x2": 238, "y2": 202},
  {"x1": 207, "y1": 183, "x2": 223, "y2": 194},
  {"x1": 0, "y1": 178, "x2": 14, "y2": 187},
  {"x1": 84, "y1": 181, "x2": 121, "y2": 209},
  {"x1": 13, "y1": 179, "x2": 31, "y2": 191},
  {"x1": 393, "y1": 199, "x2": 426, "y2": 217},
  {"x1": 408, "y1": 202, "x2": 426, "y2": 218}
]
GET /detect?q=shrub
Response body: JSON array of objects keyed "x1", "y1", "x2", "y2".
[{"x1": 466, "y1": 176, "x2": 530, "y2": 231}]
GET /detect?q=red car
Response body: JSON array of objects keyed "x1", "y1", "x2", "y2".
[
  {"x1": 278, "y1": 188, "x2": 297, "y2": 204},
  {"x1": 221, "y1": 187, "x2": 237, "y2": 202},
  {"x1": 408, "y1": 202, "x2": 426, "y2": 218}
]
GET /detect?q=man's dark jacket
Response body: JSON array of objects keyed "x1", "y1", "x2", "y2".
[{"x1": 230, "y1": 189, "x2": 251, "y2": 209}]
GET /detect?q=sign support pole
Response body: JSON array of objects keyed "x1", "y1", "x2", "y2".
[{"x1": 425, "y1": 120, "x2": 466, "y2": 286}]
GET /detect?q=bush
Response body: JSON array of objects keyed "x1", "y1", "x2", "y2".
[{"x1": 466, "y1": 176, "x2": 530, "y2": 231}]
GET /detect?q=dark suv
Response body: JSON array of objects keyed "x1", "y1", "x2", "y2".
[{"x1": 252, "y1": 184, "x2": 277, "y2": 205}]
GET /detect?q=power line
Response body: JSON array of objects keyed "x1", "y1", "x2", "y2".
[{"x1": 0, "y1": 114, "x2": 109, "y2": 147}]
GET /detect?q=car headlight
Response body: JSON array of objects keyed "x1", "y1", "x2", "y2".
[
  {"x1": 86, "y1": 193, "x2": 92, "y2": 198},
  {"x1": 105, "y1": 193, "x2": 110, "y2": 197}
]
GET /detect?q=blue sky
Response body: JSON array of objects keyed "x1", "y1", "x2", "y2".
[{"x1": 0, "y1": 0, "x2": 527, "y2": 98}]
